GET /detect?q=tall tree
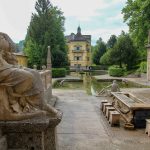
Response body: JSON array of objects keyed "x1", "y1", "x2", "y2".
[
  {"x1": 92, "y1": 38, "x2": 106, "y2": 65},
  {"x1": 100, "y1": 32, "x2": 138, "y2": 70},
  {"x1": 122, "y1": 0, "x2": 150, "y2": 60},
  {"x1": 24, "y1": 0, "x2": 68, "y2": 68},
  {"x1": 107, "y1": 35, "x2": 117, "y2": 49}
]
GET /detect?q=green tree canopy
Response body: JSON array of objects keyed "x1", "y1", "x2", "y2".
[
  {"x1": 92, "y1": 38, "x2": 107, "y2": 65},
  {"x1": 100, "y1": 32, "x2": 139, "y2": 70},
  {"x1": 122, "y1": 0, "x2": 150, "y2": 60},
  {"x1": 24, "y1": 0, "x2": 68, "y2": 68},
  {"x1": 107, "y1": 35, "x2": 117, "y2": 49}
]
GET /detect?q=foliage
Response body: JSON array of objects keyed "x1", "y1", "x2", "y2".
[
  {"x1": 100, "y1": 32, "x2": 139, "y2": 70},
  {"x1": 106, "y1": 35, "x2": 117, "y2": 49},
  {"x1": 92, "y1": 38, "x2": 107, "y2": 65},
  {"x1": 100, "y1": 35, "x2": 117, "y2": 65},
  {"x1": 52, "y1": 68, "x2": 66, "y2": 78},
  {"x1": 140, "y1": 61, "x2": 147, "y2": 73},
  {"x1": 100, "y1": 48, "x2": 114, "y2": 65},
  {"x1": 91, "y1": 65, "x2": 108, "y2": 70},
  {"x1": 108, "y1": 66, "x2": 125, "y2": 77},
  {"x1": 122, "y1": 0, "x2": 150, "y2": 60},
  {"x1": 24, "y1": 0, "x2": 68, "y2": 68}
]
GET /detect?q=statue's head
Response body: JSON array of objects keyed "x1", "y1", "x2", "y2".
[
  {"x1": 0, "y1": 32, "x2": 16, "y2": 52},
  {"x1": 0, "y1": 33, "x2": 18, "y2": 65},
  {"x1": 113, "y1": 80, "x2": 117, "y2": 84}
]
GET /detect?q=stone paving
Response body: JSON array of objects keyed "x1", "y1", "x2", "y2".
[{"x1": 54, "y1": 89, "x2": 150, "y2": 150}]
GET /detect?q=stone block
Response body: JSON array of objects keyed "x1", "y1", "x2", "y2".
[
  {"x1": 100, "y1": 100, "x2": 108, "y2": 111},
  {"x1": 109, "y1": 111, "x2": 120, "y2": 127},
  {"x1": 102, "y1": 103, "x2": 112, "y2": 114},
  {"x1": 105, "y1": 106, "x2": 115, "y2": 120},
  {"x1": 0, "y1": 116, "x2": 61, "y2": 150},
  {"x1": 0, "y1": 135, "x2": 7, "y2": 150},
  {"x1": 145, "y1": 119, "x2": 150, "y2": 136}
]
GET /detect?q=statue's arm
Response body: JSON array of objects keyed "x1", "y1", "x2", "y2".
[{"x1": 7, "y1": 87, "x2": 24, "y2": 98}]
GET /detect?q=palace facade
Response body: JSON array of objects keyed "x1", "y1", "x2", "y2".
[{"x1": 66, "y1": 26, "x2": 92, "y2": 70}]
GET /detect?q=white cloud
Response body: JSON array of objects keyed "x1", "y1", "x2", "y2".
[
  {"x1": 51, "y1": 0, "x2": 110, "y2": 22},
  {"x1": 51, "y1": 0, "x2": 127, "y2": 22},
  {"x1": 0, "y1": 0, "x2": 36, "y2": 42},
  {"x1": 84, "y1": 26, "x2": 129, "y2": 44},
  {"x1": 0, "y1": 0, "x2": 128, "y2": 44},
  {"x1": 107, "y1": 13, "x2": 124, "y2": 22}
]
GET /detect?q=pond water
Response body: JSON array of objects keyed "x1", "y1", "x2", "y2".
[{"x1": 53, "y1": 73, "x2": 148, "y2": 95}]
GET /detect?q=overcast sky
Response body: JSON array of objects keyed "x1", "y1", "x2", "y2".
[{"x1": 0, "y1": 0, "x2": 128, "y2": 45}]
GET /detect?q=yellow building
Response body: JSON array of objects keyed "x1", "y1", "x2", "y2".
[
  {"x1": 14, "y1": 52, "x2": 28, "y2": 67},
  {"x1": 66, "y1": 26, "x2": 92, "y2": 70}
]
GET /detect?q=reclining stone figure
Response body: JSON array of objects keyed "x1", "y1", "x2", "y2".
[
  {"x1": 98, "y1": 80, "x2": 120, "y2": 96},
  {"x1": 0, "y1": 32, "x2": 61, "y2": 121}
]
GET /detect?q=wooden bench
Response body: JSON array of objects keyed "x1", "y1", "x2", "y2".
[
  {"x1": 100, "y1": 100, "x2": 108, "y2": 111},
  {"x1": 109, "y1": 111, "x2": 120, "y2": 126},
  {"x1": 106, "y1": 106, "x2": 115, "y2": 120},
  {"x1": 103, "y1": 103, "x2": 112, "y2": 114},
  {"x1": 145, "y1": 119, "x2": 150, "y2": 137}
]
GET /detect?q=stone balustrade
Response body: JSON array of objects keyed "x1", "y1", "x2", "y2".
[{"x1": 40, "y1": 70, "x2": 51, "y2": 90}]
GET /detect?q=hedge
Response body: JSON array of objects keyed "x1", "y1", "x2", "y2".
[
  {"x1": 91, "y1": 65, "x2": 109, "y2": 70},
  {"x1": 140, "y1": 61, "x2": 147, "y2": 73},
  {"x1": 52, "y1": 68, "x2": 66, "y2": 78},
  {"x1": 108, "y1": 66, "x2": 124, "y2": 77}
]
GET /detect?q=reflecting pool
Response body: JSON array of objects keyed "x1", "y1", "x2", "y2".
[{"x1": 53, "y1": 73, "x2": 148, "y2": 95}]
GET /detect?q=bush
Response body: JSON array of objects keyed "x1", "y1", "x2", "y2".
[
  {"x1": 91, "y1": 65, "x2": 109, "y2": 70},
  {"x1": 140, "y1": 61, "x2": 147, "y2": 73},
  {"x1": 52, "y1": 68, "x2": 66, "y2": 78},
  {"x1": 108, "y1": 66, "x2": 125, "y2": 77},
  {"x1": 65, "y1": 66, "x2": 70, "y2": 70}
]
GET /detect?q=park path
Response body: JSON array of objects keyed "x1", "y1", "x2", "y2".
[{"x1": 53, "y1": 89, "x2": 150, "y2": 150}]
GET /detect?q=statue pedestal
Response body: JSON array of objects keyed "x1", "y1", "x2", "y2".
[{"x1": 0, "y1": 116, "x2": 61, "y2": 150}]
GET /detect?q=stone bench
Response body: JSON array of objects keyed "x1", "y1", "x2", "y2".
[
  {"x1": 145, "y1": 119, "x2": 150, "y2": 137},
  {"x1": 106, "y1": 106, "x2": 115, "y2": 120},
  {"x1": 109, "y1": 111, "x2": 120, "y2": 127}
]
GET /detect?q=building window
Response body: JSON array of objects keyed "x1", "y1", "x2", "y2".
[
  {"x1": 74, "y1": 64, "x2": 81, "y2": 68},
  {"x1": 76, "y1": 46, "x2": 80, "y2": 50},
  {"x1": 74, "y1": 56, "x2": 82, "y2": 61},
  {"x1": 74, "y1": 45, "x2": 82, "y2": 50},
  {"x1": 87, "y1": 57, "x2": 89, "y2": 61}
]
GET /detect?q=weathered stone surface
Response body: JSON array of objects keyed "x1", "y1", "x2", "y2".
[
  {"x1": 0, "y1": 116, "x2": 61, "y2": 150},
  {"x1": 0, "y1": 32, "x2": 60, "y2": 121},
  {"x1": 111, "y1": 92, "x2": 150, "y2": 128},
  {"x1": 0, "y1": 136, "x2": 7, "y2": 150}
]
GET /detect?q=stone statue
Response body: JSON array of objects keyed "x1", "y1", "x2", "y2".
[
  {"x1": 98, "y1": 80, "x2": 120, "y2": 96},
  {"x1": 0, "y1": 32, "x2": 61, "y2": 121},
  {"x1": 33, "y1": 64, "x2": 37, "y2": 70}
]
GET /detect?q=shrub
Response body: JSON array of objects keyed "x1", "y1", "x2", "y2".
[
  {"x1": 91, "y1": 65, "x2": 109, "y2": 70},
  {"x1": 135, "y1": 68, "x2": 141, "y2": 77},
  {"x1": 52, "y1": 68, "x2": 66, "y2": 78},
  {"x1": 108, "y1": 66, "x2": 125, "y2": 77},
  {"x1": 140, "y1": 61, "x2": 147, "y2": 73}
]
